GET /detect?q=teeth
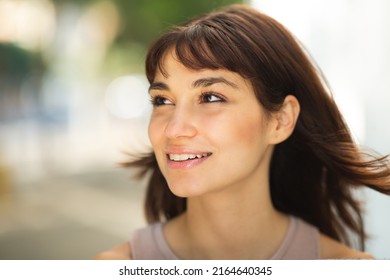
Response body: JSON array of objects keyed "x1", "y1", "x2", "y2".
[{"x1": 168, "y1": 153, "x2": 210, "y2": 161}]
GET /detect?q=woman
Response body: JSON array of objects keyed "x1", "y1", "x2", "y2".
[{"x1": 97, "y1": 4, "x2": 390, "y2": 259}]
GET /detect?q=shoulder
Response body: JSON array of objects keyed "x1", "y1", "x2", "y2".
[
  {"x1": 319, "y1": 234, "x2": 374, "y2": 259},
  {"x1": 94, "y1": 242, "x2": 133, "y2": 260}
]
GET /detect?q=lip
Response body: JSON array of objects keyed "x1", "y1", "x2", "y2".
[{"x1": 165, "y1": 148, "x2": 212, "y2": 170}]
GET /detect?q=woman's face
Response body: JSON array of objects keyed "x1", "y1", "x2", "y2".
[{"x1": 148, "y1": 52, "x2": 276, "y2": 198}]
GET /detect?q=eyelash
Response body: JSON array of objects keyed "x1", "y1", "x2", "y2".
[
  {"x1": 200, "y1": 92, "x2": 226, "y2": 103},
  {"x1": 150, "y1": 92, "x2": 226, "y2": 107},
  {"x1": 150, "y1": 95, "x2": 171, "y2": 106}
]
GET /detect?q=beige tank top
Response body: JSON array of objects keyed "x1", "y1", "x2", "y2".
[{"x1": 129, "y1": 215, "x2": 320, "y2": 259}]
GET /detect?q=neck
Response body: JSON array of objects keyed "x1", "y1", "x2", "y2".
[{"x1": 165, "y1": 180, "x2": 289, "y2": 259}]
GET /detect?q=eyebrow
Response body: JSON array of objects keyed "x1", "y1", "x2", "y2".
[
  {"x1": 192, "y1": 77, "x2": 239, "y2": 89},
  {"x1": 148, "y1": 76, "x2": 238, "y2": 92},
  {"x1": 148, "y1": 82, "x2": 168, "y2": 92}
]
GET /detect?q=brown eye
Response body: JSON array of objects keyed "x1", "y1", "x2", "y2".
[
  {"x1": 200, "y1": 92, "x2": 225, "y2": 103},
  {"x1": 151, "y1": 96, "x2": 173, "y2": 106}
]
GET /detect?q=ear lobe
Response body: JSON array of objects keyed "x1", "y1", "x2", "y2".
[{"x1": 270, "y1": 95, "x2": 300, "y2": 144}]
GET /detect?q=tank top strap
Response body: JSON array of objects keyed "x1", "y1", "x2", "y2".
[
  {"x1": 130, "y1": 222, "x2": 178, "y2": 260},
  {"x1": 271, "y1": 216, "x2": 320, "y2": 259}
]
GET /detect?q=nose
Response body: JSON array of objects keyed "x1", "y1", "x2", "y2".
[{"x1": 164, "y1": 106, "x2": 197, "y2": 139}]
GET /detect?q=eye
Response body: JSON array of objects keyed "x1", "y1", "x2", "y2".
[
  {"x1": 200, "y1": 92, "x2": 225, "y2": 103},
  {"x1": 150, "y1": 95, "x2": 173, "y2": 106}
]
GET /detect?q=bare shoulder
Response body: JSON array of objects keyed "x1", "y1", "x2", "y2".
[
  {"x1": 319, "y1": 234, "x2": 374, "y2": 259},
  {"x1": 94, "y1": 242, "x2": 133, "y2": 260}
]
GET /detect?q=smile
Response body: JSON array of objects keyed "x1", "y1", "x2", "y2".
[{"x1": 168, "y1": 153, "x2": 211, "y2": 162}]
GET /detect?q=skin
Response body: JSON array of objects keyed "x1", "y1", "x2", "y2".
[{"x1": 95, "y1": 51, "x2": 373, "y2": 260}]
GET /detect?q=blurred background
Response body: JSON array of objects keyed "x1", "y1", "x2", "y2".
[{"x1": 0, "y1": 0, "x2": 389, "y2": 259}]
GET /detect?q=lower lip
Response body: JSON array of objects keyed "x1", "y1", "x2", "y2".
[{"x1": 167, "y1": 155, "x2": 211, "y2": 169}]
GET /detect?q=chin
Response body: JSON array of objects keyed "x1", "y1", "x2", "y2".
[{"x1": 166, "y1": 180, "x2": 205, "y2": 198}]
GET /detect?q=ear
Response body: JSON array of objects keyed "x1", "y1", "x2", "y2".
[{"x1": 269, "y1": 95, "x2": 300, "y2": 144}]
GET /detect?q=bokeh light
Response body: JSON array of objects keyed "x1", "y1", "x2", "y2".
[{"x1": 105, "y1": 75, "x2": 150, "y2": 119}]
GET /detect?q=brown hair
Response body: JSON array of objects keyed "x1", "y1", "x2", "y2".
[{"x1": 124, "y1": 4, "x2": 390, "y2": 249}]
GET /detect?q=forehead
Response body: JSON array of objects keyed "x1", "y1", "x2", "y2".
[{"x1": 153, "y1": 50, "x2": 251, "y2": 90}]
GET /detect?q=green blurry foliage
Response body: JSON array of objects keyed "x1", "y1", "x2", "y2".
[
  {"x1": 53, "y1": 0, "x2": 244, "y2": 47},
  {"x1": 113, "y1": 0, "x2": 244, "y2": 46},
  {"x1": 0, "y1": 44, "x2": 45, "y2": 87}
]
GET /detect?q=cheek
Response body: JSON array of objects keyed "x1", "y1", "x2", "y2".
[
  {"x1": 245, "y1": 117, "x2": 268, "y2": 145},
  {"x1": 211, "y1": 112, "x2": 267, "y2": 148},
  {"x1": 148, "y1": 117, "x2": 162, "y2": 149}
]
